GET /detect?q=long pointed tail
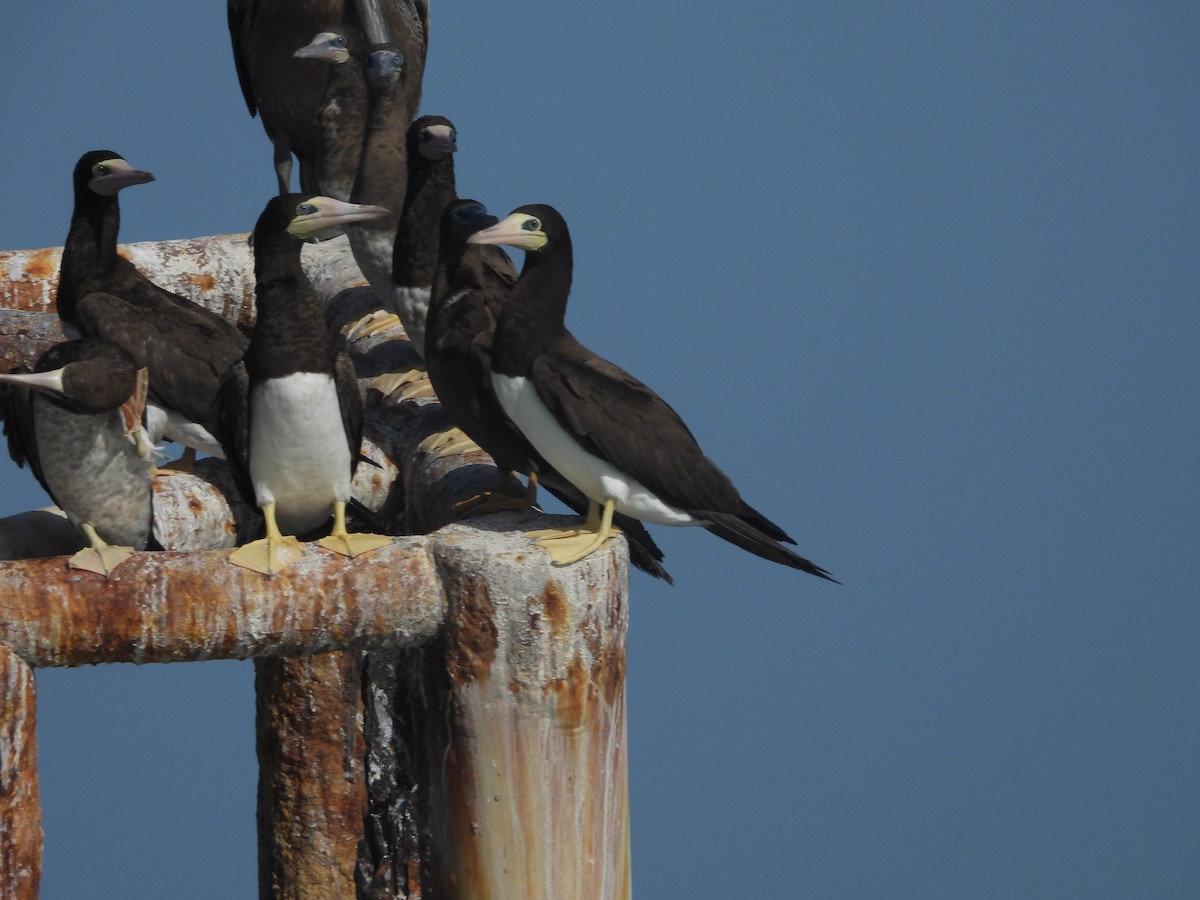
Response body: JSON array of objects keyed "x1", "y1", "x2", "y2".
[{"x1": 704, "y1": 512, "x2": 838, "y2": 582}]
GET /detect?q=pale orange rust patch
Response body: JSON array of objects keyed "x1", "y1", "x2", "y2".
[
  {"x1": 184, "y1": 273, "x2": 217, "y2": 292},
  {"x1": 551, "y1": 655, "x2": 591, "y2": 732},
  {"x1": 536, "y1": 580, "x2": 571, "y2": 644},
  {"x1": 446, "y1": 576, "x2": 498, "y2": 684},
  {"x1": 22, "y1": 248, "x2": 57, "y2": 280}
]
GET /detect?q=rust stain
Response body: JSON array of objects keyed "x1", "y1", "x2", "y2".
[
  {"x1": 536, "y1": 580, "x2": 571, "y2": 644},
  {"x1": 22, "y1": 248, "x2": 57, "y2": 281},
  {"x1": 184, "y1": 273, "x2": 217, "y2": 292},
  {"x1": 445, "y1": 576, "x2": 498, "y2": 684},
  {"x1": 551, "y1": 655, "x2": 589, "y2": 732},
  {"x1": 595, "y1": 645, "x2": 627, "y2": 706}
]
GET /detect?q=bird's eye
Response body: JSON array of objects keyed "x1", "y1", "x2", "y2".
[
  {"x1": 296, "y1": 202, "x2": 317, "y2": 216},
  {"x1": 93, "y1": 164, "x2": 109, "y2": 177},
  {"x1": 521, "y1": 217, "x2": 541, "y2": 232}
]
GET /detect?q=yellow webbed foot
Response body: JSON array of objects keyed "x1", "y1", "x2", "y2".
[
  {"x1": 525, "y1": 499, "x2": 619, "y2": 567},
  {"x1": 69, "y1": 522, "x2": 136, "y2": 578},
  {"x1": 229, "y1": 534, "x2": 305, "y2": 577},
  {"x1": 315, "y1": 501, "x2": 391, "y2": 559},
  {"x1": 68, "y1": 544, "x2": 135, "y2": 578},
  {"x1": 316, "y1": 531, "x2": 392, "y2": 558},
  {"x1": 530, "y1": 528, "x2": 620, "y2": 566}
]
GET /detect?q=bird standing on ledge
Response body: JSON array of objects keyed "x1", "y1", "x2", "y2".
[
  {"x1": 0, "y1": 338, "x2": 153, "y2": 577},
  {"x1": 429, "y1": 199, "x2": 672, "y2": 583},
  {"x1": 468, "y1": 204, "x2": 836, "y2": 581},
  {"x1": 56, "y1": 150, "x2": 248, "y2": 465},
  {"x1": 220, "y1": 194, "x2": 394, "y2": 576}
]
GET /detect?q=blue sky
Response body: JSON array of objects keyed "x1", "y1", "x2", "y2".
[{"x1": 3, "y1": 2, "x2": 1198, "y2": 897}]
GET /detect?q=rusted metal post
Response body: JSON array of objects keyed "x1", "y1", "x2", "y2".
[
  {"x1": 256, "y1": 655, "x2": 367, "y2": 900},
  {"x1": 0, "y1": 644, "x2": 40, "y2": 899},
  {"x1": 402, "y1": 522, "x2": 633, "y2": 900}
]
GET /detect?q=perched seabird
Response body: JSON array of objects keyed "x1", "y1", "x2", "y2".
[
  {"x1": 345, "y1": 40, "x2": 425, "y2": 339},
  {"x1": 227, "y1": 0, "x2": 429, "y2": 194},
  {"x1": 391, "y1": 115, "x2": 461, "y2": 356},
  {"x1": 293, "y1": 27, "x2": 367, "y2": 201},
  {"x1": 468, "y1": 205, "x2": 836, "y2": 580},
  {"x1": 56, "y1": 150, "x2": 248, "y2": 462},
  {"x1": 220, "y1": 194, "x2": 394, "y2": 576},
  {"x1": 0, "y1": 338, "x2": 153, "y2": 577},
  {"x1": 429, "y1": 199, "x2": 672, "y2": 582}
]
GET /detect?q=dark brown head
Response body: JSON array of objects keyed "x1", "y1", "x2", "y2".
[{"x1": 72, "y1": 150, "x2": 155, "y2": 199}]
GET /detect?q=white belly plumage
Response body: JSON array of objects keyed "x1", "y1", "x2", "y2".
[
  {"x1": 249, "y1": 373, "x2": 352, "y2": 535},
  {"x1": 491, "y1": 373, "x2": 696, "y2": 527}
]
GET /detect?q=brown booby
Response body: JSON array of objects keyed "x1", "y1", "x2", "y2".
[
  {"x1": 56, "y1": 150, "x2": 249, "y2": 463},
  {"x1": 345, "y1": 37, "x2": 426, "y2": 340},
  {"x1": 468, "y1": 204, "x2": 836, "y2": 580},
  {"x1": 293, "y1": 27, "x2": 367, "y2": 202},
  {"x1": 391, "y1": 115, "x2": 461, "y2": 355},
  {"x1": 0, "y1": 338, "x2": 153, "y2": 577},
  {"x1": 219, "y1": 194, "x2": 394, "y2": 576},
  {"x1": 227, "y1": 0, "x2": 429, "y2": 194},
  {"x1": 428, "y1": 199, "x2": 672, "y2": 583}
]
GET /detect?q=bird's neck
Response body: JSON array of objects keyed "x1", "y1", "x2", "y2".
[
  {"x1": 351, "y1": 78, "x2": 413, "y2": 213},
  {"x1": 58, "y1": 195, "x2": 121, "y2": 312},
  {"x1": 493, "y1": 254, "x2": 573, "y2": 375},
  {"x1": 392, "y1": 159, "x2": 456, "y2": 286}
]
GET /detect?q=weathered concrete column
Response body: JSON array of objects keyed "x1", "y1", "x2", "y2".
[{"x1": 0, "y1": 644, "x2": 40, "y2": 899}]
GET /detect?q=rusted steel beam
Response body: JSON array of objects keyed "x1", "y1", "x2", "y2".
[
  {"x1": 0, "y1": 644, "x2": 40, "y2": 900},
  {"x1": 256, "y1": 654, "x2": 367, "y2": 900},
  {"x1": 0, "y1": 235, "x2": 254, "y2": 323},
  {"x1": 0, "y1": 541, "x2": 446, "y2": 668}
]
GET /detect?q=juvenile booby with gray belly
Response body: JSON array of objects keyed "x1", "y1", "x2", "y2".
[
  {"x1": 469, "y1": 204, "x2": 836, "y2": 580},
  {"x1": 429, "y1": 200, "x2": 673, "y2": 582},
  {"x1": 220, "y1": 193, "x2": 394, "y2": 576},
  {"x1": 0, "y1": 338, "x2": 154, "y2": 577},
  {"x1": 56, "y1": 150, "x2": 249, "y2": 463}
]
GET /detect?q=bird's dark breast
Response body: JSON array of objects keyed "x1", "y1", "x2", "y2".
[{"x1": 244, "y1": 292, "x2": 337, "y2": 383}]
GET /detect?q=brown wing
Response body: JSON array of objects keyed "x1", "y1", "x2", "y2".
[
  {"x1": 529, "y1": 336, "x2": 746, "y2": 517},
  {"x1": 75, "y1": 285, "x2": 247, "y2": 436}
]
